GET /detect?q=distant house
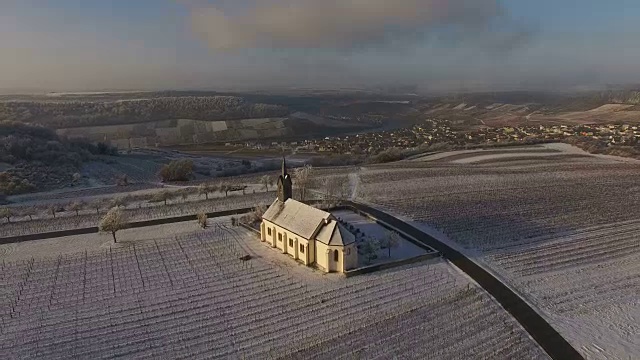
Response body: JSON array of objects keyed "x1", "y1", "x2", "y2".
[{"x1": 260, "y1": 159, "x2": 358, "y2": 273}]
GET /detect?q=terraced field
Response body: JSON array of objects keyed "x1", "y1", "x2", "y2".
[
  {"x1": 356, "y1": 150, "x2": 640, "y2": 359},
  {"x1": 0, "y1": 224, "x2": 548, "y2": 359}
]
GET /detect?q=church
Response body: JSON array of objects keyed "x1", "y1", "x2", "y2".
[{"x1": 260, "y1": 159, "x2": 358, "y2": 273}]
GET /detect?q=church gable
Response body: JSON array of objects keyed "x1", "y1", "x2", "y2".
[{"x1": 315, "y1": 221, "x2": 355, "y2": 246}]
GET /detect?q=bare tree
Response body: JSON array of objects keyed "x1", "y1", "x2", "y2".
[
  {"x1": 110, "y1": 197, "x2": 127, "y2": 209},
  {"x1": 47, "y1": 205, "x2": 57, "y2": 219},
  {"x1": 207, "y1": 183, "x2": 218, "y2": 198},
  {"x1": 219, "y1": 183, "x2": 230, "y2": 197},
  {"x1": 180, "y1": 189, "x2": 189, "y2": 202},
  {"x1": 99, "y1": 207, "x2": 128, "y2": 243},
  {"x1": 361, "y1": 238, "x2": 380, "y2": 265},
  {"x1": 198, "y1": 183, "x2": 210, "y2": 200},
  {"x1": 294, "y1": 165, "x2": 313, "y2": 201},
  {"x1": 92, "y1": 199, "x2": 110, "y2": 215},
  {"x1": 21, "y1": 206, "x2": 37, "y2": 221},
  {"x1": 322, "y1": 176, "x2": 349, "y2": 205},
  {"x1": 0, "y1": 207, "x2": 12, "y2": 223},
  {"x1": 152, "y1": 190, "x2": 173, "y2": 206},
  {"x1": 197, "y1": 211, "x2": 208, "y2": 229},
  {"x1": 382, "y1": 231, "x2": 402, "y2": 258},
  {"x1": 122, "y1": 195, "x2": 135, "y2": 208},
  {"x1": 250, "y1": 205, "x2": 267, "y2": 223},
  {"x1": 261, "y1": 175, "x2": 272, "y2": 192},
  {"x1": 92, "y1": 202, "x2": 101, "y2": 215},
  {"x1": 68, "y1": 201, "x2": 85, "y2": 216}
]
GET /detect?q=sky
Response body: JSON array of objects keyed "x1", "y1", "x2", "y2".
[{"x1": 1, "y1": 0, "x2": 640, "y2": 93}]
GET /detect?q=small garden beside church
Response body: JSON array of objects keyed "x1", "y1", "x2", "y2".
[{"x1": 332, "y1": 209, "x2": 432, "y2": 268}]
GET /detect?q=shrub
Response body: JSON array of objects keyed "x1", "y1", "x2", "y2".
[
  {"x1": 116, "y1": 174, "x2": 129, "y2": 186},
  {"x1": 197, "y1": 212, "x2": 208, "y2": 229},
  {"x1": 0, "y1": 207, "x2": 12, "y2": 223},
  {"x1": 369, "y1": 147, "x2": 404, "y2": 164},
  {"x1": 159, "y1": 159, "x2": 194, "y2": 182}
]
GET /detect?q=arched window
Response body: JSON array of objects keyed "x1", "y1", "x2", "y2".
[{"x1": 334, "y1": 250, "x2": 339, "y2": 262}]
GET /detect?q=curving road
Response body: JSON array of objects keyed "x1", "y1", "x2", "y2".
[
  {"x1": 1, "y1": 199, "x2": 585, "y2": 359},
  {"x1": 345, "y1": 200, "x2": 584, "y2": 360}
]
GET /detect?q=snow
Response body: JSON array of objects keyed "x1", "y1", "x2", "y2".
[
  {"x1": 0, "y1": 221, "x2": 548, "y2": 359},
  {"x1": 410, "y1": 146, "x2": 546, "y2": 162},
  {"x1": 332, "y1": 209, "x2": 428, "y2": 266},
  {"x1": 542, "y1": 142, "x2": 640, "y2": 164},
  {"x1": 451, "y1": 151, "x2": 575, "y2": 164},
  {"x1": 0, "y1": 217, "x2": 234, "y2": 262},
  {"x1": 356, "y1": 155, "x2": 640, "y2": 360}
]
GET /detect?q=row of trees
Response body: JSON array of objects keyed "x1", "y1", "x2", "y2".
[
  {"x1": 99, "y1": 203, "x2": 263, "y2": 243},
  {"x1": 0, "y1": 179, "x2": 255, "y2": 223},
  {"x1": 97, "y1": 202, "x2": 266, "y2": 243}
]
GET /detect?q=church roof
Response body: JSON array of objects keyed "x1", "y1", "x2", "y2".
[
  {"x1": 315, "y1": 220, "x2": 356, "y2": 246},
  {"x1": 262, "y1": 198, "x2": 331, "y2": 240}
]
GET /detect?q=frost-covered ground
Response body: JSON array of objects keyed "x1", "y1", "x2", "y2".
[
  {"x1": 0, "y1": 192, "x2": 274, "y2": 237},
  {"x1": 332, "y1": 210, "x2": 428, "y2": 266},
  {"x1": 356, "y1": 146, "x2": 640, "y2": 360},
  {"x1": 0, "y1": 220, "x2": 548, "y2": 359}
]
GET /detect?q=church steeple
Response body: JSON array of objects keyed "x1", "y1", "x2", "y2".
[
  {"x1": 277, "y1": 156, "x2": 293, "y2": 202},
  {"x1": 282, "y1": 156, "x2": 287, "y2": 177}
]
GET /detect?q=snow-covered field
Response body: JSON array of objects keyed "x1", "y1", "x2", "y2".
[
  {"x1": 410, "y1": 146, "x2": 555, "y2": 163},
  {"x1": 408, "y1": 143, "x2": 640, "y2": 167},
  {"x1": 0, "y1": 220, "x2": 548, "y2": 359},
  {"x1": 357, "y1": 147, "x2": 640, "y2": 359},
  {"x1": 485, "y1": 219, "x2": 640, "y2": 359}
]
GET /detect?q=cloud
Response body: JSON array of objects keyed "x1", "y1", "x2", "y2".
[{"x1": 188, "y1": 0, "x2": 525, "y2": 51}]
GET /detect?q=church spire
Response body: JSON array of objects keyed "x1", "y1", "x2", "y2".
[
  {"x1": 281, "y1": 156, "x2": 287, "y2": 177},
  {"x1": 277, "y1": 155, "x2": 292, "y2": 202}
]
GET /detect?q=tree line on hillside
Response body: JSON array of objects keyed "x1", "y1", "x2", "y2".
[
  {"x1": 0, "y1": 122, "x2": 116, "y2": 165},
  {"x1": 0, "y1": 122, "x2": 118, "y2": 195},
  {"x1": 0, "y1": 97, "x2": 290, "y2": 129}
]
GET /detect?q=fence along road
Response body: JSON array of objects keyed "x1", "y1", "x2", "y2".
[{"x1": 345, "y1": 201, "x2": 584, "y2": 360}]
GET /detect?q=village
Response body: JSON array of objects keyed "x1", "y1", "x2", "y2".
[{"x1": 230, "y1": 120, "x2": 640, "y2": 156}]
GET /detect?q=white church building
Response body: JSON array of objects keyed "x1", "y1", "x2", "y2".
[{"x1": 260, "y1": 159, "x2": 358, "y2": 273}]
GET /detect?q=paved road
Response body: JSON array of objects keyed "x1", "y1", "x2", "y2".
[
  {"x1": 345, "y1": 200, "x2": 584, "y2": 360},
  {"x1": 1, "y1": 199, "x2": 585, "y2": 359}
]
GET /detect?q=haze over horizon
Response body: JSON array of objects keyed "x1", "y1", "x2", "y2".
[{"x1": 2, "y1": 0, "x2": 640, "y2": 94}]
